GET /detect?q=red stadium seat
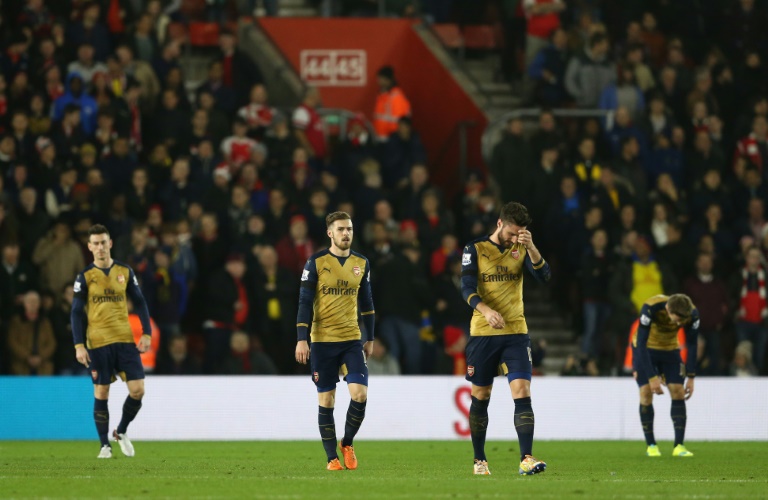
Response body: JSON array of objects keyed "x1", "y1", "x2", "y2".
[
  {"x1": 188, "y1": 22, "x2": 220, "y2": 47},
  {"x1": 461, "y1": 25, "x2": 498, "y2": 50},
  {"x1": 433, "y1": 23, "x2": 463, "y2": 50},
  {"x1": 167, "y1": 22, "x2": 188, "y2": 44}
]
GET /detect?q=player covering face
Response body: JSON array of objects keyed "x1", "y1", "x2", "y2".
[
  {"x1": 460, "y1": 202, "x2": 551, "y2": 475},
  {"x1": 295, "y1": 212, "x2": 375, "y2": 471}
]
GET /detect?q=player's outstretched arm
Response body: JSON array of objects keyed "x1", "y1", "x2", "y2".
[
  {"x1": 296, "y1": 259, "x2": 318, "y2": 364},
  {"x1": 636, "y1": 305, "x2": 663, "y2": 395},
  {"x1": 683, "y1": 309, "x2": 701, "y2": 399},
  {"x1": 71, "y1": 274, "x2": 90, "y2": 366},
  {"x1": 126, "y1": 268, "x2": 152, "y2": 351}
]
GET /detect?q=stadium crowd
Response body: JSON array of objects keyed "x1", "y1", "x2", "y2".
[{"x1": 0, "y1": 0, "x2": 767, "y2": 378}]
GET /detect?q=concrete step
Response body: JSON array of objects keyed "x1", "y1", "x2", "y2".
[
  {"x1": 479, "y1": 81, "x2": 513, "y2": 95},
  {"x1": 254, "y1": 6, "x2": 318, "y2": 16},
  {"x1": 525, "y1": 316, "x2": 566, "y2": 330}
]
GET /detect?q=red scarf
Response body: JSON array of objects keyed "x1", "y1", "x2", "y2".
[
  {"x1": 234, "y1": 277, "x2": 249, "y2": 327},
  {"x1": 739, "y1": 267, "x2": 768, "y2": 323}
]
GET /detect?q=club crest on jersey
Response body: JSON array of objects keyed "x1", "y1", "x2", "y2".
[
  {"x1": 353, "y1": 266, "x2": 361, "y2": 276},
  {"x1": 511, "y1": 249, "x2": 520, "y2": 260},
  {"x1": 467, "y1": 365, "x2": 475, "y2": 377},
  {"x1": 117, "y1": 274, "x2": 125, "y2": 284},
  {"x1": 91, "y1": 370, "x2": 98, "y2": 381},
  {"x1": 313, "y1": 371, "x2": 319, "y2": 382}
]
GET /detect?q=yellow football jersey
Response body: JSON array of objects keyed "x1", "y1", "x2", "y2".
[
  {"x1": 73, "y1": 261, "x2": 137, "y2": 349},
  {"x1": 298, "y1": 250, "x2": 374, "y2": 343},
  {"x1": 461, "y1": 236, "x2": 550, "y2": 336}
]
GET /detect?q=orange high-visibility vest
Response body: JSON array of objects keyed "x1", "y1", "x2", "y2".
[
  {"x1": 624, "y1": 319, "x2": 687, "y2": 372},
  {"x1": 373, "y1": 87, "x2": 411, "y2": 140},
  {"x1": 129, "y1": 314, "x2": 160, "y2": 371}
]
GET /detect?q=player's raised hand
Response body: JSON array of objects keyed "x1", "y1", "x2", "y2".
[
  {"x1": 517, "y1": 230, "x2": 534, "y2": 249},
  {"x1": 684, "y1": 378, "x2": 695, "y2": 400},
  {"x1": 75, "y1": 345, "x2": 91, "y2": 367},
  {"x1": 295, "y1": 340, "x2": 310, "y2": 364},
  {"x1": 649, "y1": 377, "x2": 664, "y2": 395},
  {"x1": 138, "y1": 334, "x2": 152, "y2": 353}
]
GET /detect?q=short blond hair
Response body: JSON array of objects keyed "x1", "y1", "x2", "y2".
[
  {"x1": 667, "y1": 294, "x2": 694, "y2": 321},
  {"x1": 326, "y1": 211, "x2": 351, "y2": 229}
]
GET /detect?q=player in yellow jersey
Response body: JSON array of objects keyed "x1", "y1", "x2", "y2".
[
  {"x1": 71, "y1": 225, "x2": 152, "y2": 459},
  {"x1": 460, "y1": 202, "x2": 551, "y2": 476},
  {"x1": 633, "y1": 294, "x2": 699, "y2": 457},
  {"x1": 295, "y1": 211, "x2": 375, "y2": 471}
]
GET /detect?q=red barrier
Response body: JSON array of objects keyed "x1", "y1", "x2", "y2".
[{"x1": 259, "y1": 18, "x2": 487, "y2": 198}]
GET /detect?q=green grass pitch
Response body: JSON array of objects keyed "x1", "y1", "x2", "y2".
[{"x1": 2, "y1": 441, "x2": 767, "y2": 499}]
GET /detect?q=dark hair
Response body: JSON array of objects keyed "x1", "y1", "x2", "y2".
[
  {"x1": 499, "y1": 202, "x2": 532, "y2": 227},
  {"x1": 326, "y1": 211, "x2": 351, "y2": 228},
  {"x1": 589, "y1": 32, "x2": 608, "y2": 48},
  {"x1": 88, "y1": 224, "x2": 110, "y2": 240}
]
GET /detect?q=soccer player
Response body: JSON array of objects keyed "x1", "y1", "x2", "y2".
[
  {"x1": 295, "y1": 211, "x2": 375, "y2": 471},
  {"x1": 633, "y1": 293, "x2": 699, "y2": 457},
  {"x1": 461, "y1": 202, "x2": 551, "y2": 475},
  {"x1": 71, "y1": 224, "x2": 153, "y2": 459}
]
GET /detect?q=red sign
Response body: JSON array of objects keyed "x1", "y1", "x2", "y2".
[{"x1": 300, "y1": 50, "x2": 367, "y2": 87}]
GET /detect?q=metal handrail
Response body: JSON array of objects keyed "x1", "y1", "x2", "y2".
[{"x1": 481, "y1": 108, "x2": 614, "y2": 163}]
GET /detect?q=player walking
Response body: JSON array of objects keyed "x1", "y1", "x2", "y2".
[
  {"x1": 461, "y1": 202, "x2": 551, "y2": 475},
  {"x1": 633, "y1": 294, "x2": 699, "y2": 457},
  {"x1": 295, "y1": 211, "x2": 375, "y2": 470},
  {"x1": 71, "y1": 225, "x2": 153, "y2": 458}
]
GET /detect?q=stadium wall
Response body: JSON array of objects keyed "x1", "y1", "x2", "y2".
[
  {"x1": 258, "y1": 18, "x2": 488, "y2": 197},
  {"x1": 2, "y1": 376, "x2": 767, "y2": 441}
]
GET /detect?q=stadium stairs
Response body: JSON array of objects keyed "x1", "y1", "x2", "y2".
[
  {"x1": 180, "y1": 4, "x2": 576, "y2": 374},
  {"x1": 524, "y1": 283, "x2": 580, "y2": 375}
]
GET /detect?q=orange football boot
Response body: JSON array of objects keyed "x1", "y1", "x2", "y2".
[
  {"x1": 339, "y1": 442, "x2": 358, "y2": 470},
  {"x1": 327, "y1": 458, "x2": 344, "y2": 471}
]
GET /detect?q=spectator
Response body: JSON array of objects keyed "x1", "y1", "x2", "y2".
[
  {"x1": 52, "y1": 74, "x2": 97, "y2": 135},
  {"x1": 31, "y1": 221, "x2": 84, "y2": 297},
  {"x1": 366, "y1": 338, "x2": 401, "y2": 375},
  {"x1": 730, "y1": 340, "x2": 758, "y2": 377},
  {"x1": 609, "y1": 235, "x2": 677, "y2": 363},
  {"x1": 731, "y1": 246, "x2": 768, "y2": 373},
  {"x1": 66, "y1": 2, "x2": 111, "y2": 61},
  {"x1": 393, "y1": 163, "x2": 432, "y2": 221},
  {"x1": 292, "y1": 86, "x2": 326, "y2": 166},
  {"x1": 376, "y1": 243, "x2": 432, "y2": 374},
  {"x1": 275, "y1": 214, "x2": 314, "y2": 278},
  {"x1": 684, "y1": 252, "x2": 729, "y2": 375},
  {"x1": 160, "y1": 157, "x2": 200, "y2": 223},
  {"x1": 252, "y1": 245, "x2": 296, "y2": 373},
  {"x1": 687, "y1": 132, "x2": 725, "y2": 188},
  {"x1": 734, "y1": 115, "x2": 768, "y2": 177},
  {"x1": 223, "y1": 331, "x2": 277, "y2": 375},
  {"x1": 50, "y1": 104, "x2": 86, "y2": 168},
  {"x1": 0, "y1": 242, "x2": 38, "y2": 319},
  {"x1": 152, "y1": 89, "x2": 191, "y2": 158},
  {"x1": 50, "y1": 283, "x2": 80, "y2": 374},
  {"x1": 238, "y1": 83, "x2": 275, "y2": 140},
  {"x1": 528, "y1": 27, "x2": 570, "y2": 107},
  {"x1": 66, "y1": 43, "x2": 107, "y2": 84},
  {"x1": 151, "y1": 40, "x2": 181, "y2": 86},
  {"x1": 565, "y1": 32, "x2": 615, "y2": 108},
  {"x1": 580, "y1": 228, "x2": 613, "y2": 363},
  {"x1": 203, "y1": 253, "x2": 249, "y2": 373},
  {"x1": 125, "y1": 168, "x2": 154, "y2": 222},
  {"x1": 598, "y1": 65, "x2": 646, "y2": 120},
  {"x1": 155, "y1": 335, "x2": 201, "y2": 375},
  {"x1": 129, "y1": 13, "x2": 160, "y2": 65},
  {"x1": 218, "y1": 30, "x2": 263, "y2": 108},
  {"x1": 523, "y1": 0, "x2": 565, "y2": 70},
  {"x1": 99, "y1": 136, "x2": 137, "y2": 191},
  {"x1": 197, "y1": 60, "x2": 236, "y2": 115},
  {"x1": 571, "y1": 136, "x2": 602, "y2": 199},
  {"x1": 657, "y1": 223, "x2": 696, "y2": 286},
  {"x1": 7, "y1": 291, "x2": 56, "y2": 375},
  {"x1": 373, "y1": 65, "x2": 411, "y2": 142},
  {"x1": 16, "y1": 186, "x2": 49, "y2": 256},
  {"x1": 490, "y1": 118, "x2": 533, "y2": 205},
  {"x1": 148, "y1": 248, "x2": 187, "y2": 342}
]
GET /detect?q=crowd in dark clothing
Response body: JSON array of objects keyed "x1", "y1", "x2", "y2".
[
  {"x1": 2, "y1": 0, "x2": 768, "y2": 378},
  {"x1": 490, "y1": 0, "x2": 768, "y2": 376}
]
